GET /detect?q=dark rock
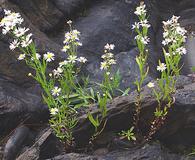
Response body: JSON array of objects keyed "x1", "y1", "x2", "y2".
[
  {"x1": 17, "y1": 128, "x2": 63, "y2": 160},
  {"x1": 3, "y1": 126, "x2": 30, "y2": 160},
  {"x1": 0, "y1": 78, "x2": 49, "y2": 136},
  {"x1": 73, "y1": 76, "x2": 195, "y2": 147},
  {"x1": 47, "y1": 143, "x2": 194, "y2": 160}
]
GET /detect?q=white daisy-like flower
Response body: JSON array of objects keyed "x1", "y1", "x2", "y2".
[
  {"x1": 9, "y1": 39, "x2": 20, "y2": 50},
  {"x1": 75, "y1": 42, "x2": 82, "y2": 46},
  {"x1": 108, "y1": 59, "x2": 116, "y2": 65},
  {"x1": 2, "y1": 26, "x2": 11, "y2": 35},
  {"x1": 104, "y1": 43, "x2": 115, "y2": 50},
  {"x1": 141, "y1": 36, "x2": 150, "y2": 45},
  {"x1": 53, "y1": 67, "x2": 63, "y2": 77},
  {"x1": 100, "y1": 61, "x2": 109, "y2": 70},
  {"x1": 18, "y1": 54, "x2": 25, "y2": 60},
  {"x1": 72, "y1": 29, "x2": 80, "y2": 36},
  {"x1": 61, "y1": 45, "x2": 70, "y2": 52},
  {"x1": 164, "y1": 52, "x2": 170, "y2": 57},
  {"x1": 21, "y1": 33, "x2": 32, "y2": 47},
  {"x1": 4, "y1": 9, "x2": 11, "y2": 15},
  {"x1": 68, "y1": 55, "x2": 77, "y2": 63},
  {"x1": 134, "y1": 3, "x2": 146, "y2": 16},
  {"x1": 35, "y1": 53, "x2": 41, "y2": 60},
  {"x1": 176, "y1": 47, "x2": 187, "y2": 55},
  {"x1": 0, "y1": 11, "x2": 23, "y2": 33},
  {"x1": 44, "y1": 52, "x2": 55, "y2": 62},
  {"x1": 51, "y1": 86, "x2": 61, "y2": 97},
  {"x1": 147, "y1": 82, "x2": 155, "y2": 88},
  {"x1": 67, "y1": 20, "x2": 72, "y2": 25},
  {"x1": 13, "y1": 27, "x2": 29, "y2": 37},
  {"x1": 50, "y1": 108, "x2": 59, "y2": 115},
  {"x1": 59, "y1": 60, "x2": 69, "y2": 67},
  {"x1": 31, "y1": 53, "x2": 41, "y2": 61},
  {"x1": 162, "y1": 20, "x2": 172, "y2": 27},
  {"x1": 140, "y1": 20, "x2": 151, "y2": 28},
  {"x1": 77, "y1": 57, "x2": 87, "y2": 63},
  {"x1": 132, "y1": 22, "x2": 140, "y2": 30},
  {"x1": 157, "y1": 63, "x2": 167, "y2": 72},
  {"x1": 176, "y1": 26, "x2": 187, "y2": 36}
]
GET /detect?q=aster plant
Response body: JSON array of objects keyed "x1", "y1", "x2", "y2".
[
  {"x1": 146, "y1": 15, "x2": 187, "y2": 140},
  {"x1": 129, "y1": 1, "x2": 150, "y2": 140},
  {"x1": 0, "y1": 10, "x2": 87, "y2": 148},
  {"x1": 87, "y1": 43, "x2": 121, "y2": 143}
]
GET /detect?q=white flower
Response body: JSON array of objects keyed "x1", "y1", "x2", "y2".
[
  {"x1": 21, "y1": 33, "x2": 32, "y2": 47},
  {"x1": 171, "y1": 15, "x2": 180, "y2": 24},
  {"x1": 102, "y1": 52, "x2": 114, "y2": 59},
  {"x1": 164, "y1": 52, "x2": 170, "y2": 57},
  {"x1": 9, "y1": 39, "x2": 20, "y2": 50},
  {"x1": 75, "y1": 42, "x2": 82, "y2": 46},
  {"x1": 61, "y1": 45, "x2": 70, "y2": 52},
  {"x1": 50, "y1": 108, "x2": 59, "y2": 115},
  {"x1": 104, "y1": 43, "x2": 115, "y2": 50},
  {"x1": 132, "y1": 22, "x2": 140, "y2": 29},
  {"x1": 53, "y1": 67, "x2": 63, "y2": 77},
  {"x1": 31, "y1": 53, "x2": 41, "y2": 61},
  {"x1": 77, "y1": 57, "x2": 87, "y2": 63},
  {"x1": 100, "y1": 61, "x2": 109, "y2": 70},
  {"x1": 4, "y1": 9, "x2": 11, "y2": 15},
  {"x1": 2, "y1": 26, "x2": 11, "y2": 35},
  {"x1": 18, "y1": 54, "x2": 25, "y2": 60},
  {"x1": 147, "y1": 82, "x2": 155, "y2": 88},
  {"x1": 176, "y1": 47, "x2": 187, "y2": 55},
  {"x1": 28, "y1": 73, "x2": 32, "y2": 76},
  {"x1": 44, "y1": 52, "x2": 55, "y2": 62},
  {"x1": 35, "y1": 53, "x2": 41, "y2": 60},
  {"x1": 134, "y1": 3, "x2": 146, "y2": 16},
  {"x1": 0, "y1": 11, "x2": 24, "y2": 34},
  {"x1": 140, "y1": 20, "x2": 151, "y2": 28},
  {"x1": 106, "y1": 72, "x2": 110, "y2": 75},
  {"x1": 72, "y1": 29, "x2": 80, "y2": 36},
  {"x1": 13, "y1": 27, "x2": 29, "y2": 37},
  {"x1": 162, "y1": 38, "x2": 171, "y2": 46},
  {"x1": 68, "y1": 55, "x2": 77, "y2": 63},
  {"x1": 59, "y1": 60, "x2": 69, "y2": 67},
  {"x1": 51, "y1": 86, "x2": 61, "y2": 96},
  {"x1": 67, "y1": 20, "x2": 72, "y2": 25},
  {"x1": 135, "y1": 35, "x2": 150, "y2": 45},
  {"x1": 108, "y1": 59, "x2": 116, "y2": 65},
  {"x1": 157, "y1": 63, "x2": 167, "y2": 72},
  {"x1": 162, "y1": 20, "x2": 172, "y2": 27},
  {"x1": 141, "y1": 36, "x2": 150, "y2": 44},
  {"x1": 176, "y1": 26, "x2": 187, "y2": 36}
]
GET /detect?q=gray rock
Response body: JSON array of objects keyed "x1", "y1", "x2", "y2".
[
  {"x1": 17, "y1": 128, "x2": 62, "y2": 160},
  {"x1": 3, "y1": 126, "x2": 30, "y2": 160},
  {"x1": 0, "y1": 78, "x2": 49, "y2": 136},
  {"x1": 47, "y1": 143, "x2": 193, "y2": 160},
  {"x1": 73, "y1": 76, "x2": 195, "y2": 147}
]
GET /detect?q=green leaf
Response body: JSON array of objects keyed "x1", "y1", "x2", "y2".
[{"x1": 87, "y1": 113, "x2": 99, "y2": 128}]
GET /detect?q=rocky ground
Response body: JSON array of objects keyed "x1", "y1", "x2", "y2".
[{"x1": 0, "y1": 0, "x2": 195, "y2": 159}]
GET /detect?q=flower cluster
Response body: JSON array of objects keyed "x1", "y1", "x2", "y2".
[
  {"x1": 62, "y1": 21, "x2": 82, "y2": 53},
  {"x1": 134, "y1": 2, "x2": 146, "y2": 16},
  {"x1": 52, "y1": 56, "x2": 87, "y2": 78},
  {"x1": 0, "y1": 10, "x2": 32, "y2": 52},
  {"x1": 135, "y1": 35, "x2": 150, "y2": 45},
  {"x1": 132, "y1": 2, "x2": 150, "y2": 49},
  {"x1": 157, "y1": 62, "x2": 167, "y2": 72},
  {"x1": 0, "y1": 9, "x2": 33, "y2": 60},
  {"x1": 100, "y1": 44, "x2": 116, "y2": 71},
  {"x1": 159, "y1": 15, "x2": 187, "y2": 74},
  {"x1": 51, "y1": 86, "x2": 61, "y2": 97},
  {"x1": 162, "y1": 16, "x2": 187, "y2": 49}
]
